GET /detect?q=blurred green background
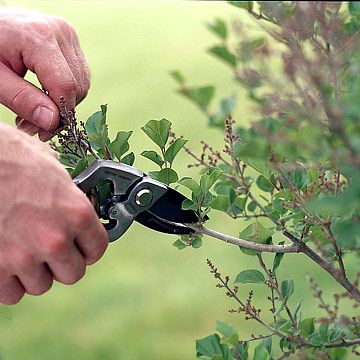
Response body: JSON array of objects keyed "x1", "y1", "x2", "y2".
[{"x1": 0, "y1": 1, "x2": 357, "y2": 359}]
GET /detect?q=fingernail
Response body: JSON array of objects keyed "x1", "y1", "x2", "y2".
[
  {"x1": 32, "y1": 106, "x2": 54, "y2": 131},
  {"x1": 16, "y1": 118, "x2": 25, "y2": 128}
]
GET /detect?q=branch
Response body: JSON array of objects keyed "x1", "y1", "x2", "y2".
[
  {"x1": 283, "y1": 230, "x2": 360, "y2": 304},
  {"x1": 188, "y1": 224, "x2": 299, "y2": 253},
  {"x1": 325, "y1": 338, "x2": 360, "y2": 348}
]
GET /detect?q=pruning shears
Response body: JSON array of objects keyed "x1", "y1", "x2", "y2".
[{"x1": 73, "y1": 160, "x2": 200, "y2": 242}]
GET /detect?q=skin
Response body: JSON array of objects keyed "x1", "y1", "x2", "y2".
[{"x1": 0, "y1": 9, "x2": 108, "y2": 304}]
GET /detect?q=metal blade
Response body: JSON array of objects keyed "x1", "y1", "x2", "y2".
[
  {"x1": 146, "y1": 187, "x2": 199, "y2": 223},
  {"x1": 134, "y1": 187, "x2": 204, "y2": 234},
  {"x1": 135, "y1": 211, "x2": 193, "y2": 235}
]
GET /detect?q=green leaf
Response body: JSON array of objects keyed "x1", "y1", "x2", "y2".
[
  {"x1": 141, "y1": 150, "x2": 164, "y2": 168},
  {"x1": 309, "y1": 196, "x2": 349, "y2": 217},
  {"x1": 215, "y1": 321, "x2": 239, "y2": 347},
  {"x1": 274, "y1": 320, "x2": 291, "y2": 332},
  {"x1": 289, "y1": 168, "x2": 310, "y2": 190},
  {"x1": 239, "y1": 37, "x2": 265, "y2": 63},
  {"x1": 247, "y1": 201, "x2": 257, "y2": 212},
  {"x1": 293, "y1": 300, "x2": 302, "y2": 324},
  {"x1": 109, "y1": 130, "x2": 133, "y2": 161},
  {"x1": 96, "y1": 180, "x2": 112, "y2": 204},
  {"x1": 201, "y1": 192, "x2": 214, "y2": 207},
  {"x1": 178, "y1": 177, "x2": 202, "y2": 196},
  {"x1": 239, "y1": 222, "x2": 274, "y2": 256},
  {"x1": 208, "y1": 94, "x2": 237, "y2": 128},
  {"x1": 332, "y1": 221, "x2": 360, "y2": 249},
  {"x1": 349, "y1": 2, "x2": 360, "y2": 21},
  {"x1": 164, "y1": 138, "x2": 188, "y2": 164},
  {"x1": 256, "y1": 175, "x2": 274, "y2": 192},
  {"x1": 206, "y1": 18, "x2": 227, "y2": 40},
  {"x1": 85, "y1": 105, "x2": 109, "y2": 149},
  {"x1": 148, "y1": 170, "x2": 159, "y2": 181},
  {"x1": 330, "y1": 348, "x2": 347, "y2": 360},
  {"x1": 272, "y1": 252, "x2": 284, "y2": 273},
  {"x1": 170, "y1": 70, "x2": 185, "y2": 85},
  {"x1": 173, "y1": 239, "x2": 188, "y2": 250},
  {"x1": 228, "y1": 1, "x2": 253, "y2": 10},
  {"x1": 235, "y1": 342, "x2": 249, "y2": 360},
  {"x1": 59, "y1": 153, "x2": 79, "y2": 168},
  {"x1": 280, "y1": 279, "x2": 294, "y2": 305},
  {"x1": 200, "y1": 168, "x2": 223, "y2": 193},
  {"x1": 182, "y1": 199, "x2": 199, "y2": 211},
  {"x1": 121, "y1": 152, "x2": 135, "y2": 166},
  {"x1": 262, "y1": 337, "x2": 272, "y2": 356},
  {"x1": 234, "y1": 139, "x2": 272, "y2": 177},
  {"x1": 210, "y1": 195, "x2": 229, "y2": 212},
  {"x1": 141, "y1": 118, "x2": 172, "y2": 149},
  {"x1": 329, "y1": 328, "x2": 342, "y2": 342},
  {"x1": 71, "y1": 159, "x2": 88, "y2": 177},
  {"x1": 157, "y1": 168, "x2": 179, "y2": 185},
  {"x1": 196, "y1": 334, "x2": 230, "y2": 360},
  {"x1": 253, "y1": 343, "x2": 269, "y2": 360},
  {"x1": 235, "y1": 269, "x2": 265, "y2": 284},
  {"x1": 180, "y1": 86, "x2": 215, "y2": 112},
  {"x1": 299, "y1": 318, "x2": 315, "y2": 337},
  {"x1": 208, "y1": 46, "x2": 237, "y2": 68},
  {"x1": 319, "y1": 323, "x2": 329, "y2": 341},
  {"x1": 308, "y1": 333, "x2": 323, "y2": 347},
  {"x1": 191, "y1": 235, "x2": 203, "y2": 249},
  {"x1": 235, "y1": 139, "x2": 271, "y2": 161}
]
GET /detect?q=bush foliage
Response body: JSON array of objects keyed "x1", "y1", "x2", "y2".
[{"x1": 54, "y1": 2, "x2": 360, "y2": 359}]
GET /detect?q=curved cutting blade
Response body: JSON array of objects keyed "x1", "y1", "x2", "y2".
[{"x1": 134, "y1": 187, "x2": 203, "y2": 234}]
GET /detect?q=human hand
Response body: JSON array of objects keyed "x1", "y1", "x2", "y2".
[
  {"x1": 0, "y1": 8, "x2": 90, "y2": 140},
  {"x1": 0, "y1": 124, "x2": 108, "y2": 304}
]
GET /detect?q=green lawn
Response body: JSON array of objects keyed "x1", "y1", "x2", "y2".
[{"x1": 0, "y1": 1, "x2": 356, "y2": 359}]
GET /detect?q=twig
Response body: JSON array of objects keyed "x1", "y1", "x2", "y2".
[
  {"x1": 207, "y1": 259, "x2": 290, "y2": 340},
  {"x1": 283, "y1": 230, "x2": 360, "y2": 303},
  {"x1": 189, "y1": 224, "x2": 299, "y2": 253},
  {"x1": 257, "y1": 254, "x2": 297, "y2": 329}
]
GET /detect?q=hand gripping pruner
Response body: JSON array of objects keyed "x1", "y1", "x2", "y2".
[{"x1": 73, "y1": 160, "x2": 200, "y2": 242}]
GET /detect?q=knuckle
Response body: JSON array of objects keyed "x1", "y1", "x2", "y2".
[
  {"x1": 53, "y1": 16, "x2": 74, "y2": 32},
  {"x1": 62, "y1": 266, "x2": 85, "y2": 285},
  {"x1": 10, "y1": 87, "x2": 34, "y2": 112},
  {"x1": 73, "y1": 202, "x2": 93, "y2": 228},
  {"x1": 86, "y1": 241, "x2": 108, "y2": 266},
  {"x1": 32, "y1": 21, "x2": 52, "y2": 39},
  {"x1": 13, "y1": 250, "x2": 33, "y2": 271},
  {"x1": 28, "y1": 277, "x2": 53, "y2": 297},
  {"x1": 0, "y1": 290, "x2": 24, "y2": 305},
  {"x1": 78, "y1": 64, "x2": 90, "y2": 103},
  {"x1": 42, "y1": 233, "x2": 68, "y2": 257},
  {"x1": 59, "y1": 73, "x2": 77, "y2": 95},
  {"x1": 0, "y1": 281, "x2": 25, "y2": 305},
  {"x1": 60, "y1": 76, "x2": 77, "y2": 97}
]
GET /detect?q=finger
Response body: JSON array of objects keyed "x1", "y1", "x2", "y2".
[
  {"x1": 16, "y1": 118, "x2": 41, "y2": 136},
  {"x1": 0, "y1": 62, "x2": 59, "y2": 131},
  {"x1": 75, "y1": 220, "x2": 108, "y2": 266},
  {"x1": 38, "y1": 129, "x2": 54, "y2": 142},
  {"x1": 56, "y1": 27, "x2": 90, "y2": 104},
  {"x1": 71, "y1": 198, "x2": 108, "y2": 265},
  {"x1": 16, "y1": 261, "x2": 53, "y2": 296},
  {"x1": 0, "y1": 275, "x2": 25, "y2": 305},
  {"x1": 46, "y1": 241, "x2": 86, "y2": 285},
  {"x1": 23, "y1": 40, "x2": 78, "y2": 111}
]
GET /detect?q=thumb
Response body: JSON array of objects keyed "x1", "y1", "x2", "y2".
[{"x1": 0, "y1": 63, "x2": 59, "y2": 131}]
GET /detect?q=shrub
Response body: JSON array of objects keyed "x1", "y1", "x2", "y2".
[{"x1": 54, "y1": 2, "x2": 360, "y2": 359}]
